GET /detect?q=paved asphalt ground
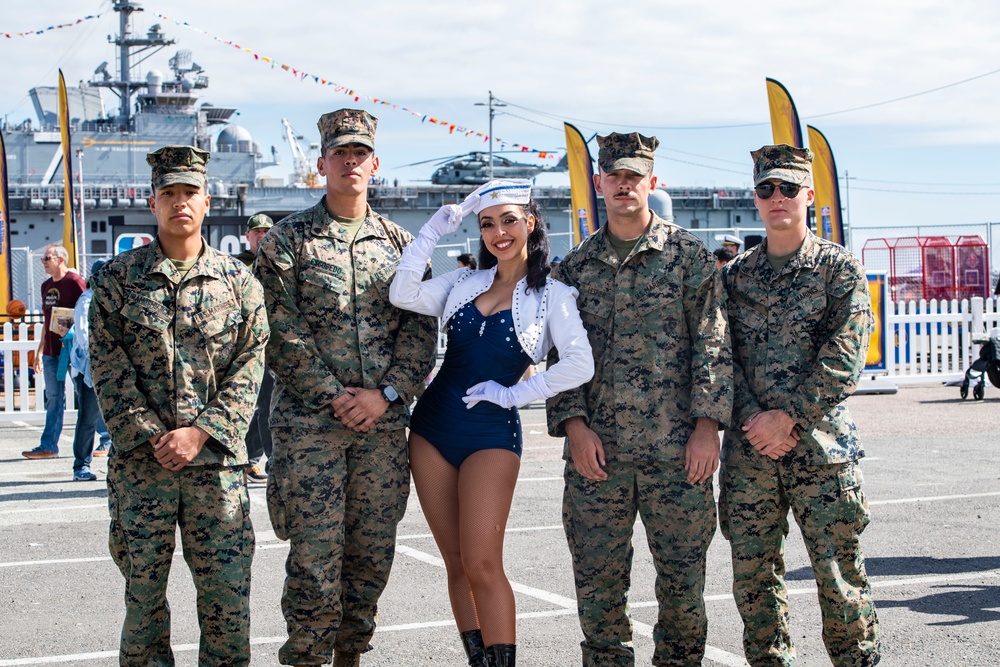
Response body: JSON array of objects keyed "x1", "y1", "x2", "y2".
[{"x1": 0, "y1": 384, "x2": 998, "y2": 666}]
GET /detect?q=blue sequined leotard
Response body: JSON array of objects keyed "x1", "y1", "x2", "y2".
[{"x1": 409, "y1": 301, "x2": 533, "y2": 468}]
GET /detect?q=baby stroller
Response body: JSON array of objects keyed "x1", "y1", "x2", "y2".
[{"x1": 960, "y1": 328, "x2": 1000, "y2": 400}]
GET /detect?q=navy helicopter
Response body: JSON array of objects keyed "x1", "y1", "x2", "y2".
[{"x1": 401, "y1": 151, "x2": 568, "y2": 185}]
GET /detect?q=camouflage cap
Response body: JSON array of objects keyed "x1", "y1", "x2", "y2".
[
  {"x1": 597, "y1": 132, "x2": 659, "y2": 176},
  {"x1": 318, "y1": 109, "x2": 378, "y2": 152},
  {"x1": 146, "y1": 145, "x2": 210, "y2": 190},
  {"x1": 246, "y1": 213, "x2": 274, "y2": 231},
  {"x1": 751, "y1": 144, "x2": 814, "y2": 185}
]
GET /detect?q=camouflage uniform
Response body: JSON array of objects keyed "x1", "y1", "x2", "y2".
[
  {"x1": 720, "y1": 229, "x2": 880, "y2": 666},
  {"x1": 90, "y1": 235, "x2": 268, "y2": 666},
  {"x1": 547, "y1": 213, "x2": 733, "y2": 667},
  {"x1": 254, "y1": 197, "x2": 437, "y2": 664}
]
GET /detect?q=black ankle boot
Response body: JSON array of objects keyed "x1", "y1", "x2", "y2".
[
  {"x1": 487, "y1": 644, "x2": 516, "y2": 667},
  {"x1": 460, "y1": 629, "x2": 488, "y2": 667}
]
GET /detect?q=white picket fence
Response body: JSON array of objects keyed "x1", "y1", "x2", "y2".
[
  {"x1": 2, "y1": 297, "x2": 997, "y2": 419},
  {"x1": 0, "y1": 322, "x2": 77, "y2": 422},
  {"x1": 884, "y1": 296, "x2": 1000, "y2": 385}
]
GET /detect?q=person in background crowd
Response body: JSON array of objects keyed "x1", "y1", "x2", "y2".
[
  {"x1": 234, "y1": 212, "x2": 275, "y2": 483},
  {"x1": 457, "y1": 252, "x2": 478, "y2": 270},
  {"x1": 713, "y1": 245, "x2": 736, "y2": 270},
  {"x1": 68, "y1": 258, "x2": 112, "y2": 481},
  {"x1": 23, "y1": 244, "x2": 87, "y2": 460}
]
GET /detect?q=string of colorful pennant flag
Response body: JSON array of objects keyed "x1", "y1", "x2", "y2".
[
  {"x1": 151, "y1": 14, "x2": 554, "y2": 157},
  {"x1": 1, "y1": 13, "x2": 104, "y2": 38}
]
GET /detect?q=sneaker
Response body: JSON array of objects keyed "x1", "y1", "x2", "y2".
[
  {"x1": 73, "y1": 469, "x2": 98, "y2": 482},
  {"x1": 246, "y1": 465, "x2": 268, "y2": 484},
  {"x1": 93, "y1": 447, "x2": 110, "y2": 458},
  {"x1": 22, "y1": 448, "x2": 57, "y2": 459}
]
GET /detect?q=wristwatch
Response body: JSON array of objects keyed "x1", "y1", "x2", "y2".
[{"x1": 379, "y1": 384, "x2": 402, "y2": 405}]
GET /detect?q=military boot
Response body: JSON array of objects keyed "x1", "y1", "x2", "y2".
[
  {"x1": 332, "y1": 652, "x2": 360, "y2": 667},
  {"x1": 460, "y1": 629, "x2": 488, "y2": 666},
  {"x1": 487, "y1": 644, "x2": 516, "y2": 666}
]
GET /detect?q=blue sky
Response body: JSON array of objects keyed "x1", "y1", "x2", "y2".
[{"x1": 4, "y1": 0, "x2": 1000, "y2": 247}]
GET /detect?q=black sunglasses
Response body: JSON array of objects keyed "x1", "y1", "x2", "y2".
[{"x1": 755, "y1": 182, "x2": 802, "y2": 199}]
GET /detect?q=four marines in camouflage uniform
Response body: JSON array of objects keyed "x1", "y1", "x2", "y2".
[
  {"x1": 254, "y1": 109, "x2": 437, "y2": 666},
  {"x1": 89, "y1": 145, "x2": 269, "y2": 666},
  {"x1": 719, "y1": 144, "x2": 880, "y2": 666},
  {"x1": 547, "y1": 132, "x2": 733, "y2": 666}
]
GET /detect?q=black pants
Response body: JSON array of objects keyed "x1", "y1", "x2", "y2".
[{"x1": 247, "y1": 366, "x2": 274, "y2": 469}]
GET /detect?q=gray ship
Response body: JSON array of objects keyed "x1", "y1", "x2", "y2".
[{"x1": 2, "y1": 0, "x2": 761, "y2": 294}]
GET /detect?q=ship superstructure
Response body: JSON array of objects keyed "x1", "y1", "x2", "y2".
[{"x1": 2, "y1": 1, "x2": 762, "y2": 308}]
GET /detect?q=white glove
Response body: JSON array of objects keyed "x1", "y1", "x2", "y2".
[
  {"x1": 424, "y1": 203, "x2": 465, "y2": 238},
  {"x1": 459, "y1": 192, "x2": 481, "y2": 218},
  {"x1": 462, "y1": 375, "x2": 556, "y2": 410}
]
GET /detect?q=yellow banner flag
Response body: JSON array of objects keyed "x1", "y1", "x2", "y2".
[
  {"x1": 564, "y1": 123, "x2": 599, "y2": 245},
  {"x1": 0, "y1": 127, "x2": 12, "y2": 312},
  {"x1": 765, "y1": 78, "x2": 804, "y2": 148},
  {"x1": 58, "y1": 70, "x2": 77, "y2": 269},
  {"x1": 807, "y1": 125, "x2": 845, "y2": 245}
]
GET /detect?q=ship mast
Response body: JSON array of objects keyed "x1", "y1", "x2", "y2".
[{"x1": 91, "y1": 1, "x2": 174, "y2": 128}]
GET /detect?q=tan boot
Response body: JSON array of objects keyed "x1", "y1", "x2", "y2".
[{"x1": 332, "y1": 652, "x2": 360, "y2": 667}]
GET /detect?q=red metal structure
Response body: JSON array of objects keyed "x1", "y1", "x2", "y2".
[{"x1": 862, "y1": 235, "x2": 990, "y2": 302}]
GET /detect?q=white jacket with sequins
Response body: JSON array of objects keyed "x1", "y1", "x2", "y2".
[{"x1": 390, "y1": 262, "x2": 594, "y2": 396}]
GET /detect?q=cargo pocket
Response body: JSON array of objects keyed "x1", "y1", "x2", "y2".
[
  {"x1": 239, "y1": 482, "x2": 255, "y2": 571},
  {"x1": 266, "y1": 466, "x2": 291, "y2": 541},
  {"x1": 838, "y1": 461, "x2": 872, "y2": 533},
  {"x1": 106, "y1": 458, "x2": 128, "y2": 576}
]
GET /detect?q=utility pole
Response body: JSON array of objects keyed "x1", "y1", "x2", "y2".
[
  {"x1": 76, "y1": 147, "x2": 87, "y2": 271},
  {"x1": 475, "y1": 91, "x2": 506, "y2": 180}
]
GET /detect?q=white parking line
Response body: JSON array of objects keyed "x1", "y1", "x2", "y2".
[
  {"x1": 869, "y1": 490, "x2": 1000, "y2": 505},
  {"x1": 395, "y1": 541, "x2": 749, "y2": 665},
  {"x1": 6, "y1": 486, "x2": 1000, "y2": 517}
]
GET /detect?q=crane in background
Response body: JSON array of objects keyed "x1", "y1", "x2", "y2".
[{"x1": 281, "y1": 118, "x2": 321, "y2": 188}]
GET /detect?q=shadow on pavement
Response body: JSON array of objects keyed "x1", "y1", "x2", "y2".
[
  {"x1": 786, "y1": 555, "x2": 1000, "y2": 581},
  {"x1": 0, "y1": 485, "x2": 108, "y2": 502},
  {"x1": 877, "y1": 584, "x2": 1000, "y2": 626}
]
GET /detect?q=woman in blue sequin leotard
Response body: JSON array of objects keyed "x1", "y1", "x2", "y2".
[{"x1": 390, "y1": 179, "x2": 593, "y2": 666}]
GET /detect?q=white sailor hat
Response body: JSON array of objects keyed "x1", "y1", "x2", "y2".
[
  {"x1": 715, "y1": 233, "x2": 743, "y2": 247},
  {"x1": 467, "y1": 178, "x2": 532, "y2": 216}
]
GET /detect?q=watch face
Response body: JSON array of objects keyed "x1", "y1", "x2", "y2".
[{"x1": 383, "y1": 385, "x2": 399, "y2": 403}]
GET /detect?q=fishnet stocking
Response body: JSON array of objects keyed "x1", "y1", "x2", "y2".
[{"x1": 409, "y1": 434, "x2": 520, "y2": 645}]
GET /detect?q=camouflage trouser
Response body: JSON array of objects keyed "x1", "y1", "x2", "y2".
[
  {"x1": 563, "y1": 459, "x2": 717, "y2": 667},
  {"x1": 107, "y1": 448, "x2": 253, "y2": 667},
  {"x1": 268, "y1": 428, "x2": 410, "y2": 665},
  {"x1": 718, "y1": 461, "x2": 880, "y2": 667}
]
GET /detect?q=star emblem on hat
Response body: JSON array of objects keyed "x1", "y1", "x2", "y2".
[{"x1": 490, "y1": 191, "x2": 500, "y2": 199}]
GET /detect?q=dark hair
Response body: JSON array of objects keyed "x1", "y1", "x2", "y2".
[
  {"x1": 477, "y1": 198, "x2": 550, "y2": 292},
  {"x1": 457, "y1": 253, "x2": 478, "y2": 270},
  {"x1": 713, "y1": 246, "x2": 736, "y2": 262}
]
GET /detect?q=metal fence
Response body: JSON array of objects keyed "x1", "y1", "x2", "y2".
[
  {"x1": 10, "y1": 247, "x2": 112, "y2": 313},
  {"x1": 851, "y1": 222, "x2": 1000, "y2": 288}
]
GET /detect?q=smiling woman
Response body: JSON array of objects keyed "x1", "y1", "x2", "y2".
[{"x1": 389, "y1": 178, "x2": 593, "y2": 666}]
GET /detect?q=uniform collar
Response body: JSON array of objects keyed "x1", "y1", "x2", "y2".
[
  {"x1": 146, "y1": 237, "x2": 227, "y2": 284},
  {"x1": 310, "y1": 198, "x2": 387, "y2": 242},
  {"x1": 580, "y1": 212, "x2": 671, "y2": 268},
  {"x1": 744, "y1": 230, "x2": 821, "y2": 277}
]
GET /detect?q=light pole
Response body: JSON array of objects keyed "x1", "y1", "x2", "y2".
[{"x1": 474, "y1": 91, "x2": 506, "y2": 180}]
